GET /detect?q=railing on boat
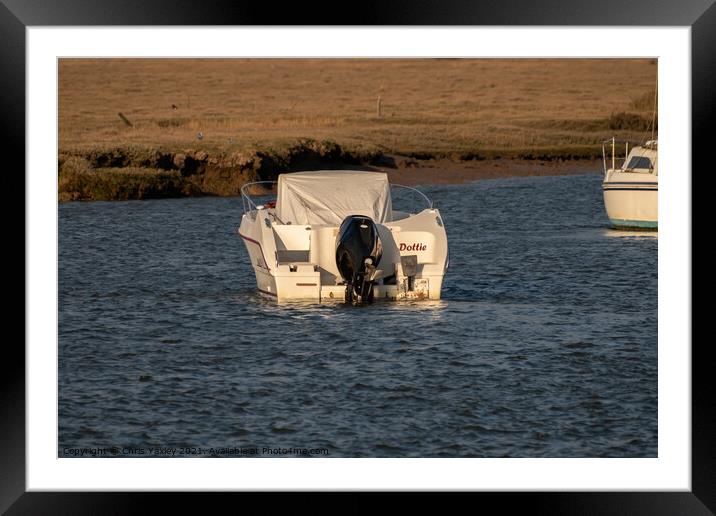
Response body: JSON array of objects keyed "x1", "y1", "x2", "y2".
[
  {"x1": 240, "y1": 180, "x2": 434, "y2": 217},
  {"x1": 602, "y1": 137, "x2": 658, "y2": 176},
  {"x1": 390, "y1": 184, "x2": 433, "y2": 211},
  {"x1": 241, "y1": 181, "x2": 277, "y2": 216}
]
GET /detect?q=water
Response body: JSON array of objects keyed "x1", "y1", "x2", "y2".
[{"x1": 58, "y1": 173, "x2": 657, "y2": 457}]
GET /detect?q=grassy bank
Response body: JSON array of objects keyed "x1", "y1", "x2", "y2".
[
  {"x1": 59, "y1": 58, "x2": 657, "y2": 200},
  {"x1": 58, "y1": 139, "x2": 374, "y2": 201}
]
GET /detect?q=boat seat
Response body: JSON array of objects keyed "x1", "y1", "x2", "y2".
[{"x1": 276, "y1": 250, "x2": 310, "y2": 264}]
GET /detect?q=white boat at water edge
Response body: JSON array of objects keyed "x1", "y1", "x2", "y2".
[
  {"x1": 238, "y1": 170, "x2": 449, "y2": 303},
  {"x1": 602, "y1": 137, "x2": 658, "y2": 230}
]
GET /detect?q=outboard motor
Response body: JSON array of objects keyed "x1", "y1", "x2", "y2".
[{"x1": 335, "y1": 215, "x2": 383, "y2": 305}]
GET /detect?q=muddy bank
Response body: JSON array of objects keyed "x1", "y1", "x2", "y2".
[
  {"x1": 378, "y1": 157, "x2": 601, "y2": 186},
  {"x1": 58, "y1": 139, "x2": 602, "y2": 201}
]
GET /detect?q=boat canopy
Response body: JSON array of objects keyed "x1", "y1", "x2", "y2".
[{"x1": 275, "y1": 170, "x2": 393, "y2": 226}]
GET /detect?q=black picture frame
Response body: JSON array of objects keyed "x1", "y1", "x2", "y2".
[{"x1": 5, "y1": 0, "x2": 708, "y2": 513}]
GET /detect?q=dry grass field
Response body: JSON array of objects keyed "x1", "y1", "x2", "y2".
[{"x1": 58, "y1": 58, "x2": 657, "y2": 200}]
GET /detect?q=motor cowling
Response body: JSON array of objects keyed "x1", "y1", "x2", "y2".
[{"x1": 335, "y1": 215, "x2": 383, "y2": 304}]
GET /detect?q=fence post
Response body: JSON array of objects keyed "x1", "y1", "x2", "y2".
[{"x1": 118, "y1": 112, "x2": 133, "y2": 127}]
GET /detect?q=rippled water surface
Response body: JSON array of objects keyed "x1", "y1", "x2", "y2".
[{"x1": 59, "y1": 173, "x2": 657, "y2": 457}]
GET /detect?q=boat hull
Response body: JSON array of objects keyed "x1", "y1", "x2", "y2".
[
  {"x1": 238, "y1": 207, "x2": 448, "y2": 302},
  {"x1": 602, "y1": 175, "x2": 658, "y2": 231}
]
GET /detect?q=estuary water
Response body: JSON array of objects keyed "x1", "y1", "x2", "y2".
[{"x1": 58, "y1": 172, "x2": 657, "y2": 457}]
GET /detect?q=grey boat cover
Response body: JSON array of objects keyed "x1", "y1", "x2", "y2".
[{"x1": 275, "y1": 170, "x2": 393, "y2": 225}]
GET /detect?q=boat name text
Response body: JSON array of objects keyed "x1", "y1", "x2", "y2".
[{"x1": 399, "y1": 243, "x2": 427, "y2": 252}]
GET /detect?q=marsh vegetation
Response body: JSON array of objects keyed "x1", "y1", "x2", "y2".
[{"x1": 59, "y1": 58, "x2": 657, "y2": 200}]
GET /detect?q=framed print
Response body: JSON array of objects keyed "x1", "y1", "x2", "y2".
[{"x1": 6, "y1": 0, "x2": 709, "y2": 512}]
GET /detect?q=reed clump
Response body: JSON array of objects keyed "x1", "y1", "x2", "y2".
[
  {"x1": 607, "y1": 112, "x2": 656, "y2": 132},
  {"x1": 59, "y1": 166, "x2": 199, "y2": 201}
]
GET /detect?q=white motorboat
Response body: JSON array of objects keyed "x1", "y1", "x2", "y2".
[
  {"x1": 602, "y1": 138, "x2": 658, "y2": 230},
  {"x1": 238, "y1": 170, "x2": 449, "y2": 303}
]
